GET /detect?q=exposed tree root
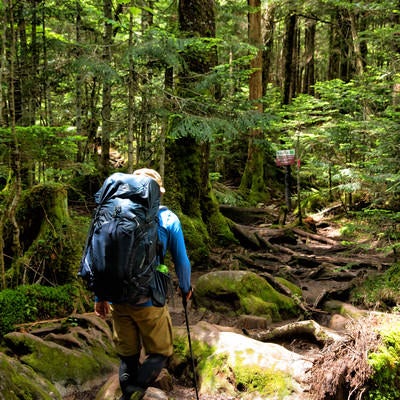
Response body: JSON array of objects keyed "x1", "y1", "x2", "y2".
[{"x1": 308, "y1": 316, "x2": 382, "y2": 400}]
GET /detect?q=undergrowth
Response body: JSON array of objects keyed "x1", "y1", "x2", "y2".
[{"x1": 0, "y1": 283, "x2": 88, "y2": 338}]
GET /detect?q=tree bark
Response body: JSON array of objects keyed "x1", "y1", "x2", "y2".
[
  {"x1": 302, "y1": 18, "x2": 316, "y2": 95},
  {"x1": 166, "y1": 0, "x2": 233, "y2": 252},
  {"x1": 4, "y1": 0, "x2": 22, "y2": 286},
  {"x1": 262, "y1": 4, "x2": 275, "y2": 97},
  {"x1": 239, "y1": 0, "x2": 266, "y2": 202},
  {"x1": 100, "y1": 0, "x2": 113, "y2": 176},
  {"x1": 328, "y1": 8, "x2": 355, "y2": 82},
  {"x1": 138, "y1": 2, "x2": 154, "y2": 164},
  {"x1": 282, "y1": 12, "x2": 297, "y2": 105},
  {"x1": 127, "y1": 3, "x2": 136, "y2": 172}
]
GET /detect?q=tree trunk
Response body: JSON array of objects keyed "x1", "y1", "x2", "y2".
[
  {"x1": 127, "y1": 4, "x2": 136, "y2": 172},
  {"x1": 41, "y1": 4, "x2": 52, "y2": 125},
  {"x1": 138, "y1": 2, "x2": 154, "y2": 164},
  {"x1": 100, "y1": 0, "x2": 113, "y2": 176},
  {"x1": 349, "y1": 10, "x2": 365, "y2": 75},
  {"x1": 328, "y1": 8, "x2": 355, "y2": 82},
  {"x1": 282, "y1": 12, "x2": 297, "y2": 105},
  {"x1": 160, "y1": 67, "x2": 173, "y2": 180},
  {"x1": 262, "y1": 4, "x2": 275, "y2": 97},
  {"x1": 75, "y1": 3, "x2": 84, "y2": 164},
  {"x1": 167, "y1": 0, "x2": 233, "y2": 255},
  {"x1": 4, "y1": 0, "x2": 22, "y2": 286},
  {"x1": 302, "y1": 18, "x2": 316, "y2": 95},
  {"x1": 239, "y1": 0, "x2": 265, "y2": 203}
]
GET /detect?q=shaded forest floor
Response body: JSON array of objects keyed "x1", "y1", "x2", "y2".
[
  {"x1": 164, "y1": 204, "x2": 396, "y2": 399},
  {"x1": 66, "y1": 203, "x2": 396, "y2": 399}
]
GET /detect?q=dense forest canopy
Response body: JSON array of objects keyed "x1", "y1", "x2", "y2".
[{"x1": 0, "y1": 0, "x2": 399, "y2": 288}]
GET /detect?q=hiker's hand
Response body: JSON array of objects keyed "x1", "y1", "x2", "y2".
[
  {"x1": 95, "y1": 301, "x2": 110, "y2": 319},
  {"x1": 181, "y1": 287, "x2": 193, "y2": 307}
]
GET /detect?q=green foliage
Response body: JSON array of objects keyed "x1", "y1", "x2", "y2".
[
  {"x1": 0, "y1": 126, "x2": 83, "y2": 183},
  {"x1": 0, "y1": 284, "x2": 77, "y2": 337},
  {"x1": 368, "y1": 321, "x2": 400, "y2": 400},
  {"x1": 351, "y1": 264, "x2": 400, "y2": 310}
]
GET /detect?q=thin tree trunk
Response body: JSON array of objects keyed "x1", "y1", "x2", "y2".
[
  {"x1": 160, "y1": 67, "x2": 173, "y2": 180},
  {"x1": 349, "y1": 11, "x2": 364, "y2": 75},
  {"x1": 0, "y1": 13, "x2": 5, "y2": 285},
  {"x1": 328, "y1": 10, "x2": 340, "y2": 80},
  {"x1": 282, "y1": 13, "x2": 297, "y2": 105},
  {"x1": 101, "y1": 0, "x2": 113, "y2": 175},
  {"x1": 5, "y1": 0, "x2": 23, "y2": 285},
  {"x1": 42, "y1": 3, "x2": 52, "y2": 125},
  {"x1": 75, "y1": 3, "x2": 84, "y2": 163},
  {"x1": 239, "y1": 0, "x2": 265, "y2": 201},
  {"x1": 0, "y1": 4, "x2": 6, "y2": 127},
  {"x1": 127, "y1": 4, "x2": 136, "y2": 172},
  {"x1": 302, "y1": 18, "x2": 316, "y2": 95},
  {"x1": 139, "y1": 2, "x2": 154, "y2": 163},
  {"x1": 262, "y1": 4, "x2": 275, "y2": 97},
  {"x1": 30, "y1": 0, "x2": 39, "y2": 125}
]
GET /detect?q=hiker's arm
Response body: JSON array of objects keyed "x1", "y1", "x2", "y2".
[{"x1": 168, "y1": 218, "x2": 191, "y2": 294}]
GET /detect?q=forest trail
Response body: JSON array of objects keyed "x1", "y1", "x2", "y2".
[
  {"x1": 163, "y1": 205, "x2": 396, "y2": 400},
  {"x1": 62, "y1": 208, "x2": 394, "y2": 400}
]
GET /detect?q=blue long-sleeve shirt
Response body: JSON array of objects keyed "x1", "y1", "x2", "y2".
[{"x1": 158, "y1": 206, "x2": 191, "y2": 294}]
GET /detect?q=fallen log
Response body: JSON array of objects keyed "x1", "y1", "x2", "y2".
[{"x1": 293, "y1": 227, "x2": 343, "y2": 247}]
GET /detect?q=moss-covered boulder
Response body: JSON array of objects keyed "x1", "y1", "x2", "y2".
[
  {"x1": 1, "y1": 313, "x2": 118, "y2": 398},
  {"x1": 194, "y1": 270, "x2": 299, "y2": 321},
  {"x1": 173, "y1": 321, "x2": 312, "y2": 399},
  {"x1": 0, "y1": 352, "x2": 61, "y2": 400}
]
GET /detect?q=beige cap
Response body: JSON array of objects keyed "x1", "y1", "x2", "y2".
[{"x1": 133, "y1": 168, "x2": 165, "y2": 193}]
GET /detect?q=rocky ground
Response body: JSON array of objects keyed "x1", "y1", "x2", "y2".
[
  {"x1": 9, "y1": 204, "x2": 394, "y2": 400},
  {"x1": 158, "y1": 205, "x2": 395, "y2": 400}
]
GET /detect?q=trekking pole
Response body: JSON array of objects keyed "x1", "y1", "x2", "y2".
[{"x1": 183, "y1": 295, "x2": 200, "y2": 400}]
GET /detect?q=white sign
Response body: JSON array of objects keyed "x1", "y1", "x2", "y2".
[{"x1": 276, "y1": 149, "x2": 295, "y2": 156}]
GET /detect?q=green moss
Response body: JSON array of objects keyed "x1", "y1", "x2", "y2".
[
  {"x1": 7, "y1": 183, "x2": 87, "y2": 287},
  {"x1": 368, "y1": 320, "x2": 400, "y2": 399},
  {"x1": 173, "y1": 327, "x2": 295, "y2": 398},
  {"x1": 4, "y1": 332, "x2": 116, "y2": 385},
  {"x1": 0, "y1": 352, "x2": 61, "y2": 399},
  {"x1": 239, "y1": 273, "x2": 298, "y2": 319},
  {"x1": 178, "y1": 213, "x2": 210, "y2": 264},
  {"x1": 205, "y1": 204, "x2": 237, "y2": 246},
  {"x1": 0, "y1": 284, "x2": 78, "y2": 337},
  {"x1": 199, "y1": 352, "x2": 237, "y2": 396},
  {"x1": 351, "y1": 263, "x2": 400, "y2": 310},
  {"x1": 195, "y1": 271, "x2": 298, "y2": 321},
  {"x1": 275, "y1": 277, "x2": 303, "y2": 297},
  {"x1": 240, "y1": 294, "x2": 280, "y2": 320},
  {"x1": 194, "y1": 342, "x2": 293, "y2": 398},
  {"x1": 233, "y1": 363, "x2": 293, "y2": 398}
]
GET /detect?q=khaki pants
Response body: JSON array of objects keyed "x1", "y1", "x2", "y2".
[{"x1": 110, "y1": 303, "x2": 173, "y2": 357}]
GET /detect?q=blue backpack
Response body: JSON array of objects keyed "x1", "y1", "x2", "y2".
[{"x1": 79, "y1": 172, "x2": 166, "y2": 304}]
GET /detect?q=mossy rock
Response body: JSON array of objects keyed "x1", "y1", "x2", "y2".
[
  {"x1": 173, "y1": 321, "x2": 309, "y2": 399},
  {"x1": 275, "y1": 277, "x2": 302, "y2": 297},
  {"x1": 2, "y1": 314, "x2": 118, "y2": 397},
  {"x1": 0, "y1": 352, "x2": 61, "y2": 399},
  {"x1": 195, "y1": 271, "x2": 298, "y2": 321}
]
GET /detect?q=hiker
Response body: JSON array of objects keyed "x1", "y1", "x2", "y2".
[{"x1": 94, "y1": 168, "x2": 193, "y2": 400}]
